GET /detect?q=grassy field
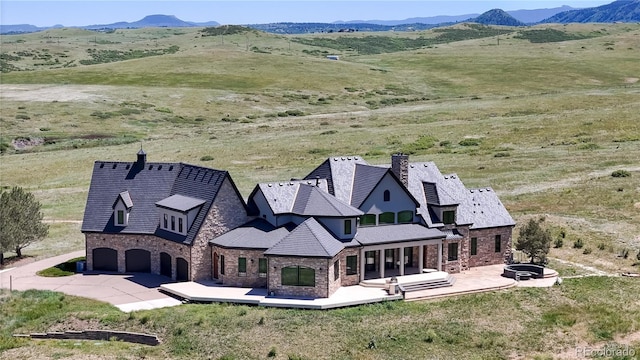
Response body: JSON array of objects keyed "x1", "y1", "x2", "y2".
[
  {"x1": 1, "y1": 22, "x2": 640, "y2": 358},
  {"x1": 1, "y1": 277, "x2": 639, "y2": 359}
]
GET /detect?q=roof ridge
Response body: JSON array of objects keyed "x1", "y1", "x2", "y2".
[
  {"x1": 304, "y1": 218, "x2": 335, "y2": 257},
  {"x1": 290, "y1": 182, "x2": 301, "y2": 213}
]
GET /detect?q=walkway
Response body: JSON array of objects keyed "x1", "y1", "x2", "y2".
[{"x1": 0, "y1": 251, "x2": 182, "y2": 312}]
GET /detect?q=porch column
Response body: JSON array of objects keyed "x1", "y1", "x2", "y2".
[
  {"x1": 437, "y1": 242, "x2": 443, "y2": 271},
  {"x1": 379, "y1": 249, "x2": 385, "y2": 279},
  {"x1": 399, "y1": 246, "x2": 405, "y2": 276},
  {"x1": 360, "y1": 248, "x2": 366, "y2": 282},
  {"x1": 418, "y1": 245, "x2": 424, "y2": 272}
]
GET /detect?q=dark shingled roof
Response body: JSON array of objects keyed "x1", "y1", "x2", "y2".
[
  {"x1": 304, "y1": 156, "x2": 368, "y2": 204},
  {"x1": 82, "y1": 158, "x2": 232, "y2": 245},
  {"x1": 264, "y1": 218, "x2": 344, "y2": 258},
  {"x1": 292, "y1": 184, "x2": 363, "y2": 217},
  {"x1": 355, "y1": 224, "x2": 445, "y2": 246},
  {"x1": 156, "y1": 194, "x2": 206, "y2": 212},
  {"x1": 350, "y1": 164, "x2": 388, "y2": 207},
  {"x1": 210, "y1": 219, "x2": 291, "y2": 249}
]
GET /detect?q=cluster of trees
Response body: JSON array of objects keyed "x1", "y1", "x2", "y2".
[{"x1": 0, "y1": 187, "x2": 48, "y2": 265}]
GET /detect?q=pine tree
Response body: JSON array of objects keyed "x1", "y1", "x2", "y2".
[
  {"x1": 0, "y1": 187, "x2": 49, "y2": 264},
  {"x1": 516, "y1": 218, "x2": 551, "y2": 264}
]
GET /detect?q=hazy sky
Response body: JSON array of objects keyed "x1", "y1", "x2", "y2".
[{"x1": 2, "y1": 1, "x2": 612, "y2": 27}]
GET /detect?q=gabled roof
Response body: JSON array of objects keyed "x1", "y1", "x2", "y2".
[
  {"x1": 210, "y1": 219, "x2": 291, "y2": 249},
  {"x1": 305, "y1": 156, "x2": 368, "y2": 204},
  {"x1": 82, "y1": 158, "x2": 236, "y2": 245},
  {"x1": 264, "y1": 218, "x2": 344, "y2": 258},
  {"x1": 463, "y1": 187, "x2": 515, "y2": 229},
  {"x1": 350, "y1": 164, "x2": 388, "y2": 207},
  {"x1": 292, "y1": 184, "x2": 363, "y2": 217},
  {"x1": 156, "y1": 194, "x2": 206, "y2": 212},
  {"x1": 251, "y1": 179, "x2": 329, "y2": 215},
  {"x1": 116, "y1": 190, "x2": 133, "y2": 209},
  {"x1": 405, "y1": 162, "x2": 514, "y2": 229}
]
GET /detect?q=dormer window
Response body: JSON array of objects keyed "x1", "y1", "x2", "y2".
[
  {"x1": 117, "y1": 210, "x2": 125, "y2": 225},
  {"x1": 113, "y1": 190, "x2": 133, "y2": 227},
  {"x1": 442, "y1": 210, "x2": 455, "y2": 224},
  {"x1": 155, "y1": 194, "x2": 206, "y2": 235}
]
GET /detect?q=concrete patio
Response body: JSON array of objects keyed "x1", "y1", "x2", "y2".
[{"x1": 1, "y1": 251, "x2": 559, "y2": 311}]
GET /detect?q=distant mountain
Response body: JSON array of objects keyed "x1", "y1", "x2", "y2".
[
  {"x1": 542, "y1": 0, "x2": 640, "y2": 23},
  {"x1": 0, "y1": 24, "x2": 42, "y2": 34},
  {"x1": 334, "y1": 14, "x2": 479, "y2": 26},
  {"x1": 84, "y1": 14, "x2": 219, "y2": 30},
  {"x1": 468, "y1": 9, "x2": 526, "y2": 26},
  {"x1": 507, "y1": 6, "x2": 577, "y2": 23}
]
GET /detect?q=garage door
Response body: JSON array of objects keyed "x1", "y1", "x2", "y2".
[
  {"x1": 160, "y1": 252, "x2": 172, "y2": 278},
  {"x1": 93, "y1": 248, "x2": 118, "y2": 271},
  {"x1": 125, "y1": 249, "x2": 151, "y2": 273},
  {"x1": 176, "y1": 257, "x2": 189, "y2": 282}
]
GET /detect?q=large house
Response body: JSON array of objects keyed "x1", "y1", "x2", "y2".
[{"x1": 82, "y1": 152, "x2": 514, "y2": 298}]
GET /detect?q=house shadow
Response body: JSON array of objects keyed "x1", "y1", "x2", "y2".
[{"x1": 122, "y1": 272, "x2": 175, "y2": 288}]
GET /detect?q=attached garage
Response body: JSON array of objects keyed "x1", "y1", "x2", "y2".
[
  {"x1": 93, "y1": 248, "x2": 118, "y2": 271},
  {"x1": 125, "y1": 249, "x2": 151, "y2": 273},
  {"x1": 160, "y1": 252, "x2": 172, "y2": 278},
  {"x1": 176, "y1": 257, "x2": 189, "y2": 281}
]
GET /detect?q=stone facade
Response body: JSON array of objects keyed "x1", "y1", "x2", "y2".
[
  {"x1": 85, "y1": 233, "x2": 189, "y2": 279},
  {"x1": 338, "y1": 247, "x2": 362, "y2": 287},
  {"x1": 468, "y1": 226, "x2": 513, "y2": 268},
  {"x1": 189, "y1": 177, "x2": 250, "y2": 281},
  {"x1": 267, "y1": 256, "x2": 331, "y2": 298},
  {"x1": 211, "y1": 247, "x2": 268, "y2": 288}
]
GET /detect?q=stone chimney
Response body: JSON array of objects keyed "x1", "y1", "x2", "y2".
[
  {"x1": 136, "y1": 148, "x2": 147, "y2": 168},
  {"x1": 391, "y1": 153, "x2": 409, "y2": 188}
]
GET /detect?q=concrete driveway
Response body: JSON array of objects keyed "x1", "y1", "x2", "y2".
[{"x1": 0, "y1": 251, "x2": 181, "y2": 312}]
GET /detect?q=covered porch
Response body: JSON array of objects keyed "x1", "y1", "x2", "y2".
[
  {"x1": 354, "y1": 224, "x2": 445, "y2": 281},
  {"x1": 359, "y1": 240, "x2": 443, "y2": 281}
]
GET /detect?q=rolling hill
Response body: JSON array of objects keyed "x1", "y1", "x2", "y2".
[
  {"x1": 467, "y1": 9, "x2": 526, "y2": 26},
  {"x1": 542, "y1": 0, "x2": 640, "y2": 23}
]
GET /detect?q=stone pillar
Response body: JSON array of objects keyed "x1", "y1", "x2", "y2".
[
  {"x1": 360, "y1": 248, "x2": 366, "y2": 282},
  {"x1": 437, "y1": 242, "x2": 443, "y2": 271},
  {"x1": 418, "y1": 245, "x2": 424, "y2": 272},
  {"x1": 399, "y1": 246, "x2": 405, "y2": 276},
  {"x1": 379, "y1": 250, "x2": 385, "y2": 279}
]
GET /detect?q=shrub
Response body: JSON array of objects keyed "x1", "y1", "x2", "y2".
[
  {"x1": 285, "y1": 109, "x2": 304, "y2": 116},
  {"x1": 424, "y1": 329, "x2": 438, "y2": 343},
  {"x1": 597, "y1": 243, "x2": 606, "y2": 251},
  {"x1": 459, "y1": 138, "x2": 481, "y2": 146},
  {"x1": 573, "y1": 238, "x2": 584, "y2": 249},
  {"x1": 611, "y1": 170, "x2": 631, "y2": 178},
  {"x1": 621, "y1": 248, "x2": 629, "y2": 259},
  {"x1": 15, "y1": 114, "x2": 31, "y2": 120},
  {"x1": 494, "y1": 152, "x2": 510, "y2": 157},
  {"x1": 200, "y1": 155, "x2": 214, "y2": 161},
  {"x1": 554, "y1": 237, "x2": 563, "y2": 248},
  {"x1": 268, "y1": 347, "x2": 277, "y2": 357},
  {"x1": 583, "y1": 247, "x2": 592, "y2": 255}
]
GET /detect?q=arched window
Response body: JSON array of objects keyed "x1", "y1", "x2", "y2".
[{"x1": 383, "y1": 190, "x2": 391, "y2": 202}]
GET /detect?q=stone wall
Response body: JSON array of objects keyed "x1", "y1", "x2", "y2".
[
  {"x1": 16, "y1": 330, "x2": 159, "y2": 346},
  {"x1": 212, "y1": 247, "x2": 267, "y2": 288},
  {"x1": 468, "y1": 226, "x2": 513, "y2": 267},
  {"x1": 190, "y1": 177, "x2": 250, "y2": 281},
  {"x1": 424, "y1": 244, "x2": 440, "y2": 270},
  {"x1": 338, "y1": 247, "x2": 361, "y2": 287},
  {"x1": 267, "y1": 256, "x2": 330, "y2": 298},
  {"x1": 85, "y1": 233, "x2": 188, "y2": 280}
]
